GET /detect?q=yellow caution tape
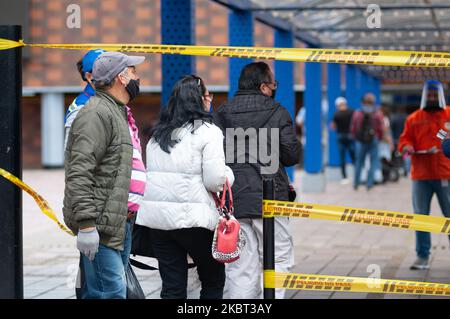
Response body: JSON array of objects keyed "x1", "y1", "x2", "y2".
[
  {"x1": 0, "y1": 38, "x2": 449, "y2": 67},
  {"x1": 265, "y1": 270, "x2": 450, "y2": 296},
  {"x1": 2, "y1": 165, "x2": 449, "y2": 297},
  {"x1": 0, "y1": 168, "x2": 74, "y2": 236},
  {"x1": 263, "y1": 199, "x2": 450, "y2": 235}
]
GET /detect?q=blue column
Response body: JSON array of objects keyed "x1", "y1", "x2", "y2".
[
  {"x1": 366, "y1": 74, "x2": 374, "y2": 97},
  {"x1": 274, "y1": 29, "x2": 295, "y2": 181},
  {"x1": 360, "y1": 70, "x2": 368, "y2": 99},
  {"x1": 228, "y1": 10, "x2": 253, "y2": 98},
  {"x1": 327, "y1": 64, "x2": 341, "y2": 168},
  {"x1": 161, "y1": 0, "x2": 195, "y2": 106},
  {"x1": 374, "y1": 77, "x2": 381, "y2": 105},
  {"x1": 304, "y1": 61, "x2": 322, "y2": 174},
  {"x1": 346, "y1": 65, "x2": 359, "y2": 109}
]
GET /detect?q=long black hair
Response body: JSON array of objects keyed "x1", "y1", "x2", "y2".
[{"x1": 152, "y1": 75, "x2": 212, "y2": 153}]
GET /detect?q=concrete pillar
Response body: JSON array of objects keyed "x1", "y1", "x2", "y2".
[{"x1": 41, "y1": 93, "x2": 64, "y2": 167}]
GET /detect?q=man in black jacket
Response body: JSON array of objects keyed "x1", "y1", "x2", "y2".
[{"x1": 214, "y1": 62, "x2": 301, "y2": 299}]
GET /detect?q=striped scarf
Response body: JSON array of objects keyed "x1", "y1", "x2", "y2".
[{"x1": 126, "y1": 106, "x2": 146, "y2": 212}]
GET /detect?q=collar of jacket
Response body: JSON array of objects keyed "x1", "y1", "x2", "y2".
[
  {"x1": 234, "y1": 89, "x2": 268, "y2": 97},
  {"x1": 96, "y1": 89, "x2": 127, "y2": 114},
  {"x1": 97, "y1": 89, "x2": 125, "y2": 110}
]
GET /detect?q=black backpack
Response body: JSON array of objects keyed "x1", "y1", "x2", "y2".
[{"x1": 356, "y1": 112, "x2": 376, "y2": 143}]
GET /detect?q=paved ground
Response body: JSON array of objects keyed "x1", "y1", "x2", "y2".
[{"x1": 21, "y1": 169, "x2": 450, "y2": 299}]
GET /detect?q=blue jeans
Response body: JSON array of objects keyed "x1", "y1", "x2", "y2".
[
  {"x1": 354, "y1": 140, "x2": 379, "y2": 189},
  {"x1": 337, "y1": 134, "x2": 355, "y2": 179},
  {"x1": 81, "y1": 221, "x2": 132, "y2": 299},
  {"x1": 412, "y1": 180, "x2": 450, "y2": 259}
]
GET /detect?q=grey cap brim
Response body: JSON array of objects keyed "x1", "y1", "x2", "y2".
[{"x1": 126, "y1": 56, "x2": 146, "y2": 66}]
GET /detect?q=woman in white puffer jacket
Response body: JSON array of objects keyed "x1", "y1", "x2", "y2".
[{"x1": 136, "y1": 75, "x2": 234, "y2": 299}]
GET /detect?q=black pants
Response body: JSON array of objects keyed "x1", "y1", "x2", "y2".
[
  {"x1": 150, "y1": 227, "x2": 225, "y2": 299},
  {"x1": 337, "y1": 134, "x2": 355, "y2": 179}
]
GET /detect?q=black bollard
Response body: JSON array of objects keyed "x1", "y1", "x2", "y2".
[
  {"x1": 263, "y1": 178, "x2": 275, "y2": 299},
  {"x1": 0, "y1": 25, "x2": 23, "y2": 299}
]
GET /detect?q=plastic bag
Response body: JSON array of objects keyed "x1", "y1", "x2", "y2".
[{"x1": 125, "y1": 262, "x2": 146, "y2": 299}]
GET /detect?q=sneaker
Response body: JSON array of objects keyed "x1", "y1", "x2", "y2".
[
  {"x1": 340, "y1": 178, "x2": 350, "y2": 185},
  {"x1": 410, "y1": 257, "x2": 430, "y2": 270}
]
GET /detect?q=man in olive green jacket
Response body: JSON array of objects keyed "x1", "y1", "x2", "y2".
[{"x1": 63, "y1": 51, "x2": 145, "y2": 299}]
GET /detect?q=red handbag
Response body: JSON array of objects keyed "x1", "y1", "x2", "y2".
[{"x1": 211, "y1": 178, "x2": 246, "y2": 263}]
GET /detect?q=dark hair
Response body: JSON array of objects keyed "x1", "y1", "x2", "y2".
[
  {"x1": 238, "y1": 62, "x2": 272, "y2": 91},
  {"x1": 152, "y1": 75, "x2": 212, "y2": 153},
  {"x1": 93, "y1": 79, "x2": 115, "y2": 90},
  {"x1": 361, "y1": 92, "x2": 375, "y2": 104},
  {"x1": 76, "y1": 59, "x2": 87, "y2": 82}
]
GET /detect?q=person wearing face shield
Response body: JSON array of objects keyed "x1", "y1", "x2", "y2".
[
  {"x1": 63, "y1": 52, "x2": 146, "y2": 298},
  {"x1": 398, "y1": 80, "x2": 450, "y2": 270}
]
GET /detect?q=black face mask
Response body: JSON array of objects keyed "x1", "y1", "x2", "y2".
[
  {"x1": 271, "y1": 89, "x2": 277, "y2": 99},
  {"x1": 125, "y1": 79, "x2": 140, "y2": 101}
]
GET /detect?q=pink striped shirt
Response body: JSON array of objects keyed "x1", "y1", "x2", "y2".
[{"x1": 126, "y1": 106, "x2": 146, "y2": 212}]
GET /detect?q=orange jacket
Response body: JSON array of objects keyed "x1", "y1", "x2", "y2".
[{"x1": 398, "y1": 107, "x2": 450, "y2": 180}]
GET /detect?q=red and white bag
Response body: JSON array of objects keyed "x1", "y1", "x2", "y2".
[{"x1": 211, "y1": 179, "x2": 245, "y2": 263}]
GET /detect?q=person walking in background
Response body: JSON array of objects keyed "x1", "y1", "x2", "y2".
[
  {"x1": 64, "y1": 49, "x2": 106, "y2": 149},
  {"x1": 136, "y1": 75, "x2": 234, "y2": 299},
  {"x1": 63, "y1": 52, "x2": 146, "y2": 299},
  {"x1": 214, "y1": 62, "x2": 300, "y2": 299},
  {"x1": 350, "y1": 93, "x2": 385, "y2": 191},
  {"x1": 331, "y1": 97, "x2": 355, "y2": 184},
  {"x1": 398, "y1": 80, "x2": 450, "y2": 270}
]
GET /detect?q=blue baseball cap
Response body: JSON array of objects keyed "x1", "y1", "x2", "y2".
[{"x1": 82, "y1": 49, "x2": 107, "y2": 74}]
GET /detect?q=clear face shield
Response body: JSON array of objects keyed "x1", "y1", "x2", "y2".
[{"x1": 420, "y1": 80, "x2": 446, "y2": 111}]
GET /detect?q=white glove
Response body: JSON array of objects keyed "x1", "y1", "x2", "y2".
[{"x1": 77, "y1": 227, "x2": 99, "y2": 262}]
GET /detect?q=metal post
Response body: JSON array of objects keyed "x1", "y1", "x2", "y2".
[
  {"x1": 263, "y1": 178, "x2": 275, "y2": 299},
  {"x1": 304, "y1": 61, "x2": 322, "y2": 174},
  {"x1": 228, "y1": 9, "x2": 253, "y2": 98},
  {"x1": 327, "y1": 63, "x2": 341, "y2": 168},
  {"x1": 274, "y1": 29, "x2": 295, "y2": 181},
  {"x1": 345, "y1": 65, "x2": 359, "y2": 110},
  {"x1": 0, "y1": 25, "x2": 23, "y2": 299},
  {"x1": 161, "y1": 0, "x2": 195, "y2": 106}
]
